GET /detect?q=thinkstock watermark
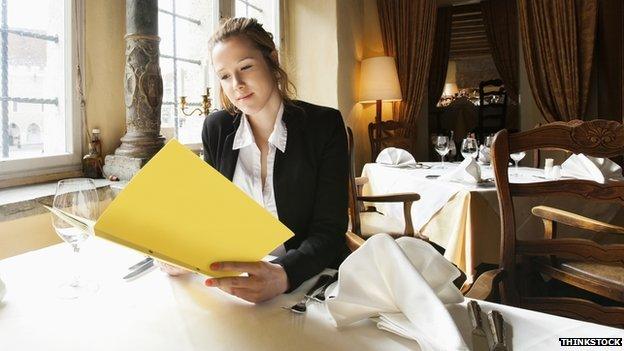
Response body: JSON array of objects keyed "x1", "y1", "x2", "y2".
[{"x1": 559, "y1": 338, "x2": 623, "y2": 347}]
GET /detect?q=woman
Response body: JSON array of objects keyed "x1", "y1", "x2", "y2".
[{"x1": 160, "y1": 17, "x2": 349, "y2": 303}]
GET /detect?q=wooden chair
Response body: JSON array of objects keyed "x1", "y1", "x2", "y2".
[
  {"x1": 531, "y1": 123, "x2": 572, "y2": 168},
  {"x1": 347, "y1": 127, "x2": 421, "y2": 239},
  {"x1": 368, "y1": 120, "x2": 414, "y2": 162},
  {"x1": 477, "y1": 79, "x2": 507, "y2": 140},
  {"x1": 490, "y1": 119, "x2": 624, "y2": 327}
]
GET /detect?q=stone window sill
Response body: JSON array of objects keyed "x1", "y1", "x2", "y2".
[{"x1": 0, "y1": 179, "x2": 127, "y2": 222}]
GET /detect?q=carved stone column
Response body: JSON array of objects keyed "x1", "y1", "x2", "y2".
[{"x1": 103, "y1": 0, "x2": 165, "y2": 180}]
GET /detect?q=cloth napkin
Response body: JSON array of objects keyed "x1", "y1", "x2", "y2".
[
  {"x1": 375, "y1": 147, "x2": 417, "y2": 168},
  {"x1": 327, "y1": 234, "x2": 468, "y2": 351},
  {"x1": 561, "y1": 154, "x2": 624, "y2": 183},
  {"x1": 438, "y1": 157, "x2": 482, "y2": 183},
  {"x1": 478, "y1": 145, "x2": 491, "y2": 164}
]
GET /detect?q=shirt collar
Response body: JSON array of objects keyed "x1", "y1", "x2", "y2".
[{"x1": 232, "y1": 102, "x2": 287, "y2": 153}]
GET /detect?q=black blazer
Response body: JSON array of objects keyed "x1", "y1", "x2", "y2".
[{"x1": 201, "y1": 100, "x2": 349, "y2": 291}]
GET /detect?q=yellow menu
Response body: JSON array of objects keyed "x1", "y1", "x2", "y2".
[{"x1": 50, "y1": 139, "x2": 294, "y2": 277}]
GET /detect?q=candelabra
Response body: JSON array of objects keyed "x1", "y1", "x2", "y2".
[{"x1": 179, "y1": 87, "x2": 215, "y2": 116}]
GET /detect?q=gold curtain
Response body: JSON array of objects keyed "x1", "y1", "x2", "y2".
[
  {"x1": 428, "y1": 6, "x2": 452, "y2": 110},
  {"x1": 377, "y1": 0, "x2": 437, "y2": 133},
  {"x1": 481, "y1": 0, "x2": 519, "y2": 103},
  {"x1": 518, "y1": 0, "x2": 597, "y2": 122}
]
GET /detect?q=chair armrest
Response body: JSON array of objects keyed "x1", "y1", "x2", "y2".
[
  {"x1": 354, "y1": 176, "x2": 368, "y2": 187},
  {"x1": 357, "y1": 193, "x2": 420, "y2": 236},
  {"x1": 532, "y1": 205, "x2": 624, "y2": 235},
  {"x1": 345, "y1": 231, "x2": 365, "y2": 252},
  {"x1": 464, "y1": 268, "x2": 505, "y2": 301},
  {"x1": 357, "y1": 193, "x2": 420, "y2": 203}
]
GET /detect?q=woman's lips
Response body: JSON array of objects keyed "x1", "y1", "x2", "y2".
[{"x1": 237, "y1": 93, "x2": 253, "y2": 101}]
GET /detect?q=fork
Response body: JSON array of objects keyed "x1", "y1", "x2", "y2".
[
  {"x1": 312, "y1": 272, "x2": 338, "y2": 302},
  {"x1": 283, "y1": 273, "x2": 333, "y2": 314}
]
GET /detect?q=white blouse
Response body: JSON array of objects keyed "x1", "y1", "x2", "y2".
[{"x1": 231, "y1": 103, "x2": 287, "y2": 257}]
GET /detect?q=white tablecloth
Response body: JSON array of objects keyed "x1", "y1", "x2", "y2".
[
  {"x1": 361, "y1": 162, "x2": 623, "y2": 280},
  {"x1": 0, "y1": 240, "x2": 622, "y2": 350}
]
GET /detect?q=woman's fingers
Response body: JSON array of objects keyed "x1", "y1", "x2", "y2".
[
  {"x1": 206, "y1": 275, "x2": 260, "y2": 289},
  {"x1": 211, "y1": 261, "x2": 263, "y2": 274}
]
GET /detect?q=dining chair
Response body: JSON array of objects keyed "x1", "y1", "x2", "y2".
[
  {"x1": 476, "y1": 79, "x2": 507, "y2": 140},
  {"x1": 368, "y1": 120, "x2": 414, "y2": 162},
  {"x1": 531, "y1": 122, "x2": 572, "y2": 168},
  {"x1": 347, "y1": 127, "x2": 422, "y2": 239},
  {"x1": 490, "y1": 119, "x2": 624, "y2": 327}
]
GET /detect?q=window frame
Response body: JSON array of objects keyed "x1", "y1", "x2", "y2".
[{"x1": 0, "y1": 0, "x2": 84, "y2": 183}]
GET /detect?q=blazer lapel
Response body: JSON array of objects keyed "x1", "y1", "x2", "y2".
[
  {"x1": 274, "y1": 103, "x2": 304, "y2": 223},
  {"x1": 220, "y1": 113, "x2": 241, "y2": 181}
]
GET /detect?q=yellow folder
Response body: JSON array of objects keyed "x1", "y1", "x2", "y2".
[{"x1": 85, "y1": 139, "x2": 292, "y2": 277}]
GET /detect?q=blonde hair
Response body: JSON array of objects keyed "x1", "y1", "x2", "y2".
[{"x1": 209, "y1": 17, "x2": 296, "y2": 114}]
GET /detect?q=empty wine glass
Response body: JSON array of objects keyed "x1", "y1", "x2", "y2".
[
  {"x1": 510, "y1": 151, "x2": 526, "y2": 177},
  {"x1": 461, "y1": 138, "x2": 479, "y2": 161},
  {"x1": 435, "y1": 135, "x2": 450, "y2": 169},
  {"x1": 484, "y1": 135, "x2": 494, "y2": 148},
  {"x1": 51, "y1": 178, "x2": 99, "y2": 299}
]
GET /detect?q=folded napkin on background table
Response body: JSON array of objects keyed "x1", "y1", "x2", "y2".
[
  {"x1": 327, "y1": 234, "x2": 468, "y2": 351},
  {"x1": 375, "y1": 147, "x2": 417, "y2": 168},
  {"x1": 561, "y1": 154, "x2": 624, "y2": 183},
  {"x1": 439, "y1": 157, "x2": 482, "y2": 184},
  {"x1": 478, "y1": 145, "x2": 490, "y2": 164}
]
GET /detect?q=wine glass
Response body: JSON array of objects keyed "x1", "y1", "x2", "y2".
[
  {"x1": 461, "y1": 138, "x2": 479, "y2": 161},
  {"x1": 51, "y1": 178, "x2": 99, "y2": 298},
  {"x1": 510, "y1": 151, "x2": 526, "y2": 177},
  {"x1": 484, "y1": 135, "x2": 494, "y2": 148},
  {"x1": 435, "y1": 135, "x2": 450, "y2": 169}
]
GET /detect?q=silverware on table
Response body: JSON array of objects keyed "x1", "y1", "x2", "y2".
[
  {"x1": 467, "y1": 300, "x2": 489, "y2": 351},
  {"x1": 127, "y1": 257, "x2": 153, "y2": 271},
  {"x1": 123, "y1": 257, "x2": 155, "y2": 280},
  {"x1": 487, "y1": 310, "x2": 508, "y2": 351},
  {"x1": 283, "y1": 273, "x2": 334, "y2": 314},
  {"x1": 312, "y1": 272, "x2": 339, "y2": 302}
]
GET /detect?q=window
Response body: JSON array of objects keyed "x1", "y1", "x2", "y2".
[
  {"x1": 158, "y1": 0, "x2": 280, "y2": 146},
  {"x1": 0, "y1": 0, "x2": 82, "y2": 180},
  {"x1": 158, "y1": 0, "x2": 215, "y2": 146}
]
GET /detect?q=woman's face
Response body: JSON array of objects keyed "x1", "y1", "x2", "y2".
[{"x1": 212, "y1": 36, "x2": 279, "y2": 116}]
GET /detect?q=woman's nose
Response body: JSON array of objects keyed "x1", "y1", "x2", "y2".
[{"x1": 233, "y1": 73, "x2": 245, "y2": 90}]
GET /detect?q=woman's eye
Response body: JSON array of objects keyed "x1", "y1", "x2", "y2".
[
  {"x1": 220, "y1": 74, "x2": 230, "y2": 80},
  {"x1": 241, "y1": 65, "x2": 252, "y2": 71}
]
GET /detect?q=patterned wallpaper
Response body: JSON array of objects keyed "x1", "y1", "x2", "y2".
[{"x1": 455, "y1": 56, "x2": 500, "y2": 89}]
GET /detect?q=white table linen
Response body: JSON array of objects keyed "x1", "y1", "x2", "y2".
[
  {"x1": 375, "y1": 147, "x2": 417, "y2": 168},
  {"x1": 0, "y1": 240, "x2": 623, "y2": 350}
]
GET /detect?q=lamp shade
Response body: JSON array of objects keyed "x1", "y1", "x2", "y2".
[
  {"x1": 442, "y1": 83, "x2": 459, "y2": 97},
  {"x1": 359, "y1": 56, "x2": 402, "y2": 103}
]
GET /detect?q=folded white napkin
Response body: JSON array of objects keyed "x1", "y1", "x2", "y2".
[
  {"x1": 561, "y1": 154, "x2": 624, "y2": 183},
  {"x1": 439, "y1": 157, "x2": 482, "y2": 183},
  {"x1": 375, "y1": 147, "x2": 417, "y2": 168},
  {"x1": 478, "y1": 145, "x2": 491, "y2": 164},
  {"x1": 327, "y1": 234, "x2": 467, "y2": 351}
]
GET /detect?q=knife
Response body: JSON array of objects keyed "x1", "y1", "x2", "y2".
[
  {"x1": 123, "y1": 259, "x2": 155, "y2": 280},
  {"x1": 128, "y1": 257, "x2": 153, "y2": 271},
  {"x1": 467, "y1": 301, "x2": 489, "y2": 351},
  {"x1": 487, "y1": 310, "x2": 508, "y2": 351}
]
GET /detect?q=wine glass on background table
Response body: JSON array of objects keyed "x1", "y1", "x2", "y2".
[
  {"x1": 461, "y1": 138, "x2": 479, "y2": 161},
  {"x1": 510, "y1": 151, "x2": 526, "y2": 177},
  {"x1": 51, "y1": 178, "x2": 99, "y2": 299},
  {"x1": 435, "y1": 135, "x2": 450, "y2": 169}
]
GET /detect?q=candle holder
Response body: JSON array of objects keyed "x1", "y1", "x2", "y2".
[{"x1": 179, "y1": 87, "x2": 215, "y2": 116}]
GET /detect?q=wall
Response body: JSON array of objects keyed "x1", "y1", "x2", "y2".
[{"x1": 84, "y1": 0, "x2": 127, "y2": 157}]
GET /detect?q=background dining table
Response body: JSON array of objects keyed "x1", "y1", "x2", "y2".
[
  {"x1": 361, "y1": 162, "x2": 624, "y2": 283},
  {"x1": 0, "y1": 238, "x2": 623, "y2": 350}
]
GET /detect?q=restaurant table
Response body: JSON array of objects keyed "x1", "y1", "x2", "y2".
[
  {"x1": 361, "y1": 162, "x2": 624, "y2": 282},
  {"x1": 0, "y1": 239, "x2": 622, "y2": 350}
]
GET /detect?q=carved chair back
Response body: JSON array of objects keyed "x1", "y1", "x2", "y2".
[
  {"x1": 368, "y1": 120, "x2": 413, "y2": 162},
  {"x1": 491, "y1": 120, "x2": 624, "y2": 324},
  {"x1": 347, "y1": 127, "x2": 362, "y2": 235},
  {"x1": 477, "y1": 79, "x2": 507, "y2": 139}
]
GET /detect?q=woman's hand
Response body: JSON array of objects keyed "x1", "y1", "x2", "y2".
[
  {"x1": 156, "y1": 260, "x2": 188, "y2": 276},
  {"x1": 205, "y1": 261, "x2": 289, "y2": 303}
]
